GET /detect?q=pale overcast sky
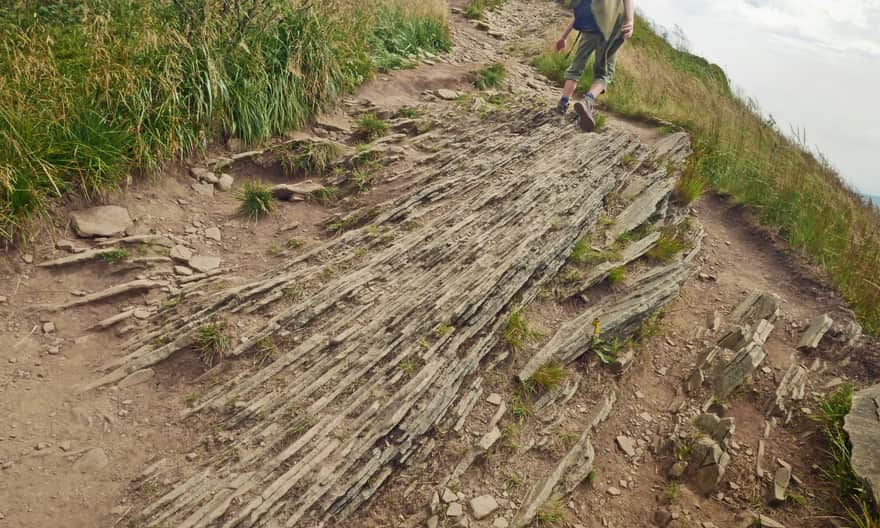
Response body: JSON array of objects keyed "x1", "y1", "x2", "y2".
[{"x1": 638, "y1": 0, "x2": 880, "y2": 196}]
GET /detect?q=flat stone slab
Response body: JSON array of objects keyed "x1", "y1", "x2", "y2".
[
  {"x1": 270, "y1": 181, "x2": 325, "y2": 201},
  {"x1": 844, "y1": 383, "x2": 880, "y2": 510},
  {"x1": 119, "y1": 368, "x2": 155, "y2": 388},
  {"x1": 71, "y1": 206, "x2": 132, "y2": 238},
  {"x1": 188, "y1": 255, "x2": 221, "y2": 273},
  {"x1": 798, "y1": 313, "x2": 833, "y2": 350}
]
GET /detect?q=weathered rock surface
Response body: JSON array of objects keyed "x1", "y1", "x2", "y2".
[
  {"x1": 118, "y1": 368, "x2": 155, "y2": 388},
  {"x1": 71, "y1": 206, "x2": 133, "y2": 238},
  {"x1": 798, "y1": 313, "x2": 833, "y2": 350},
  {"x1": 188, "y1": 255, "x2": 221, "y2": 273},
  {"x1": 85, "y1": 114, "x2": 694, "y2": 527},
  {"x1": 270, "y1": 181, "x2": 324, "y2": 201},
  {"x1": 844, "y1": 383, "x2": 880, "y2": 510}
]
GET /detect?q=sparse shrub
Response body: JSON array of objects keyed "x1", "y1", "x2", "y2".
[
  {"x1": 355, "y1": 114, "x2": 389, "y2": 141},
  {"x1": 100, "y1": 248, "x2": 129, "y2": 263},
  {"x1": 194, "y1": 322, "x2": 230, "y2": 368},
  {"x1": 282, "y1": 141, "x2": 341, "y2": 176},
  {"x1": 502, "y1": 308, "x2": 541, "y2": 352},
  {"x1": 474, "y1": 62, "x2": 506, "y2": 90},
  {"x1": 529, "y1": 362, "x2": 566, "y2": 392},
  {"x1": 535, "y1": 498, "x2": 565, "y2": 527},
  {"x1": 607, "y1": 266, "x2": 626, "y2": 285},
  {"x1": 237, "y1": 182, "x2": 275, "y2": 220},
  {"x1": 647, "y1": 233, "x2": 686, "y2": 262}
]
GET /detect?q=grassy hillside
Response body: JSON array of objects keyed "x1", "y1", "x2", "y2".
[
  {"x1": 0, "y1": 0, "x2": 449, "y2": 240},
  {"x1": 533, "y1": 15, "x2": 880, "y2": 340}
]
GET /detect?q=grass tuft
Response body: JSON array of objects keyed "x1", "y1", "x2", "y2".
[
  {"x1": 194, "y1": 322, "x2": 230, "y2": 368},
  {"x1": 474, "y1": 62, "x2": 506, "y2": 90},
  {"x1": 282, "y1": 141, "x2": 341, "y2": 176},
  {"x1": 607, "y1": 266, "x2": 626, "y2": 285},
  {"x1": 355, "y1": 114, "x2": 389, "y2": 142},
  {"x1": 535, "y1": 497, "x2": 566, "y2": 527},
  {"x1": 503, "y1": 308, "x2": 541, "y2": 352},
  {"x1": 647, "y1": 233, "x2": 686, "y2": 263},
  {"x1": 100, "y1": 248, "x2": 129, "y2": 264},
  {"x1": 529, "y1": 362, "x2": 567, "y2": 392},
  {"x1": 237, "y1": 182, "x2": 275, "y2": 221}
]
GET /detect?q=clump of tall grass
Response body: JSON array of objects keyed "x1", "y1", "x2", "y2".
[
  {"x1": 465, "y1": 0, "x2": 508, "y2": 20},
  {"x1": 0, "y1": 0, "x2": 450, "y2": 241},
  {"x1": 474, "y1": 63, "x2": 506, "y2": 89},
  {"x1": 237, "y1": 182, "x2": 275, "y2": 221}
]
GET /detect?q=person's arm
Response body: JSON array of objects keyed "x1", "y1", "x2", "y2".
[
  {"x1": 622, "y1": 0, "x2": 635, "y2": 39},
  {"x1": 556, "y1": 18, "x2": 576, "y2": 52}
]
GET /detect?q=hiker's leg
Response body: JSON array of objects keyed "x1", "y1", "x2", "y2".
[
  {"x1": 558, "y1": 33, "x2": 601, "y2": 113},
  {"x1": 591, "y1": 32, "x2": 626, "y2": 100}
]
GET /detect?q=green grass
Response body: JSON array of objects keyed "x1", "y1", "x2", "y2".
[
  {"x1": 607, "y1": 266, "x2": 626, "y2": 285},
  {"x1": 0, "y1": 0, "x2": 449, "y2": 241},
  {"x1": 194, "y1": 322, "x2": 230, "y2": 368},
  {"x1": 529, "y1": 362, "x2": 566, "y2": 392},
  {"x1": 647, "y1": 232, "x2": 687, "y2": 263},
  {"x1": 464, "y1": 0, "x2": 507, "y2": 20},
  {"x1": 474, "y1": 62, "x2": 506, "y2": 90},
  {"x1": 502, "y1": 308, "x2": 541, "y2": 352},
  {"x1": 237, "y1": 182, "x2": 275, "y2": 221},
  {"x1": 282, "y1": 141, "x2": 341, "y2": 176},
  {"x1": 815, "y1": 385, "x2": 878, "y2": 527},
  {"x1": 99, "y1": 248, "x2": 129, "y2": 264},
  {"x1": 355, "y1": 114, "x2": 389, "y2": 142},
  {"x1": 535, "y1": 498, "x2": 565, "y2": 527}
]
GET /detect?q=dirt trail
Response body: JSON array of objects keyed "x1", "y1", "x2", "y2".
[{"x1": 0, "y1": 2, "x2": 875, "y2": 528}]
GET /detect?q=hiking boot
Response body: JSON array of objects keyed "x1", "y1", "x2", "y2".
[
  {"x1": 573, "y1": 97, "x2": 597, "y2": 132},
  {"x1": 555, "y1": 98, "x2": 570, "y2": 116}
]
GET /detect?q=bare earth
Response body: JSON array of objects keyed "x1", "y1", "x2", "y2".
[{"x1": 1, "y1": 2, "x2": 876, "y2": 528}]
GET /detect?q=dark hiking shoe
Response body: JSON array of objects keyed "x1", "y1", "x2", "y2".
[
  {"x1": 573, "y1": 97, "x2": 597, "y2": 132},
  {"x1": 555, "y1": 98, "x2": 570, "y2": 116}
]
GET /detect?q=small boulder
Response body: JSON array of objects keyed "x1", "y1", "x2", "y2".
[
  {"x1": 73, "y1": 448, "x2": 108, "y2": 473},
  {"x1": 436, "y1": 89, "x2": 460, "y2": 101},
  {"x1": 441, "y1": 488, "x2": 458, "y2": 503},
  {"x1": 204, "y1": 227, "x2": 222, "y2": 242},
  {"x1": 170, "y1": 245, "x2": 193, "y2": 263},
  {"x1": 469, "y1": 495, "x2": 498, "y2": 520},
  {"x1": 493, "y1": 518, "x2": 509, "y2": 528},
  {"x1": 616, "y1": 435, "x2": 636, "y2": 457},
  {"x1": 71, "y1": 206, "x2": 133, "y2": 238},
  {"x1": 606, "y1": 486, "x2": 622, "y2": 496},
  {"x1": 174, "y1": 265, "x2": 194, "y2": 276},
  {"x1": 446, "y1": 502, "x2": 463, "y2": 517},
  {"x1": 772, "y1": 466, "x2": 791, "y2": 503},
  {"x1": 486, "y1": 393, "x2": 503, "y2": 405},
  {"x1": 217, "y1": 174, "x2": 234, "y2": 192},
  {"x1": 478, "y1": 427, "x2": 501, "y2": 451},
  {"x1": 192, "y1": 182, "x2": 215, "y2": 197},
  {"x1": 42, "y1": 322, "x2": 56, "y2": 334},
  {"x1": 188, "y1": 255, "x2": 221, "y2": 273}
]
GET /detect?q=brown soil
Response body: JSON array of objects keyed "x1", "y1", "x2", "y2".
[{"x1": 1, "y1": 1, "x2": 876, "y2": 527}]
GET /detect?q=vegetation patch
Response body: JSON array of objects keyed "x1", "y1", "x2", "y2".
[
  {"x1": 282, "y1": 141, "x2": 341, "y2": 176},
  {"x1": 99, "y1": 248, "x2": 129, "y2": 264},
  {"x1": 529, "y1": 362, "x2": 567, "y2": 392},
  {"x1": 237, "y1": 182, "x2": 275, "y2": 221},
  {"x1": 502, "y1": 308, "x2": 541, "y2": 352},
  {"x1": 647, "y1": 232, "x2": 687, "y2": 263},
  {"x1": 354, "y1": 114, "x2": 389, "y2": 142},
  {"x1": 474, "y1": 62, "x2": 506, "y2": 90},
  {"x1": 464, "y1": 0, "x2": 507, "y2": 20},
  {"x1": 0, "y1": 0, "x2": 450, "y2": 241},
  {"x1": 194, "y1": 322, "x2": 231, "y2": 368}
]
